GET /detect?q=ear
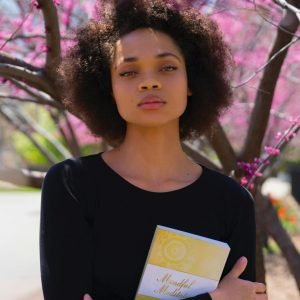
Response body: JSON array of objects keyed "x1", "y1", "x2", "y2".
[{"x1": 187, "y1": 88, "x2": 192, "y2": 96}]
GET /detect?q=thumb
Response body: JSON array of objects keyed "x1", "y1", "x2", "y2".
[
  {"x1": 227, "y1": 256, "x2": 248, "y2": 278},
  {"x1": 83, "y1": 294, "x2": 93, "y2": 300}
]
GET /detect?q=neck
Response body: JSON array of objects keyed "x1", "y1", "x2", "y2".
[{"x1": 109, "y1": 122, "x2": 192, "y2": 181}]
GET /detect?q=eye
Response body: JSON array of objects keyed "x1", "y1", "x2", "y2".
[
  {"x1": 119, "y1": 71, "x2": 137, "y2": 77},
  {"x1": 161, "y1": 65, "x2": 178, "y2": 72}
]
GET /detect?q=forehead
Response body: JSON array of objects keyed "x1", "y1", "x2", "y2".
[{"x1": 113, "y1": 28, "x2": 183, "y2": 64}]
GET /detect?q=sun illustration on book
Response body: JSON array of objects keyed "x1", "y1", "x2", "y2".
[
  {"x1": 149, "y1": 230, "x2": 196, "y2": 271},
  {"x1": 162, "y1": 239, "x2": 187, "y2": 262}
]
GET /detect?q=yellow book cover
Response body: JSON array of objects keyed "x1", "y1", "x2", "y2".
[{"x1": 135, "y1": 225, "x2": 230, "y2": 300}]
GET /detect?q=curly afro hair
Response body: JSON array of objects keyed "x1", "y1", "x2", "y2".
[{"x1": 58, "y1": 0, "x2": 233, "y2": 146}]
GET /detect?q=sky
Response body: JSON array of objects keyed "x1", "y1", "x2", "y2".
[{"x1": 0, "y1": 0, "x2": 19, "y2": 15}]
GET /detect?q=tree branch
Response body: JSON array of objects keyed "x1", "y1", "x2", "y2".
[
  {"x1": 182, "y1": 141, "x2": 222, "y2": 172},
  {"x1": 51, "y1": 110, "x2": 82, "y2": 157},
  {"x1": 0, "y1": 63, "x2": 55, "y2": 97},
  {"x1": 259, "y1": 191, "x2": 300, "y2": 290},
  {"x1": 253, "y1": 0, "x2": 300, "y2": 38},
  {"x1": 9, "y1": 78, "x2": 45, "y2": 98},
  {"x1": 246, "y1": 116, "x2": 299, "y2": 189},
  {"x1": 241, "y1": 4, "x2": 300, "y2": 162},
  {"x1": 205, "y1": 121, "x2": 237, "y2": 174},
  {"x1": 0, "y1": 34, "x2": 74, "y2": 41},
  {"x1": 0, "y1": 167, "x2": 45, "y2": 188},
  {"x1": 0, "y1": 94, "x2": 63, "y2": 109},
  {"x1": 0, "y1": 52, "x2": 42, "y2": 72},
  {"x1": 0, "y1": 4, "x2": 34, "y2": 51},
  {"x1": 0, "y1": 106, "x2": 58, "y2": 164},
  {"x1": 37, "y1": 0, "x2": 61, "y2": 73},
  {"x1": 274, "y1": 0, "x2": 300, "y2": 21},
  {"x1": 232, "y1": 37, "x2": 299, "y2": 89},
  {"x1": 8, "y1": 78, "x2": 64, "y2": 109},
  {"x1": 14, "y1": 107, "x2": 72, "y2": 159}
]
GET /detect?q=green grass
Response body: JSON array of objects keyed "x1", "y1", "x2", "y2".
[
  {"x1": 263, "y1": 238, "x2": 281, "y2": 255},
  {"x1": 0, "y1": 187, "x2": 41, "y2": 192}
]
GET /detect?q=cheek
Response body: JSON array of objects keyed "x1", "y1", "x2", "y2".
[
  {"x1": 174, "y1": 77, "x2": 189, "y2": 112},
  {"x1": 112, "y1": 80, "x2": 128, "y2": 103},
  {"x1": 172, "y1": 77, "x2": 189, "y2": 105},
  {"x1": 172, "y1": 72, "x2": 188, "y2": 91},
  {"x1": 111, "y1": 82, "x2": 135, "y2": 118}
]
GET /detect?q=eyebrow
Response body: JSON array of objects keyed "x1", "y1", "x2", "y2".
[{"x1": 114, "y1": 52, "x2": 182, "y2": 69}]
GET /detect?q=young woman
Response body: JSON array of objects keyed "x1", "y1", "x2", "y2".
[{"x1": 39, "y1": 1, "x2": 267, "y2": 299}]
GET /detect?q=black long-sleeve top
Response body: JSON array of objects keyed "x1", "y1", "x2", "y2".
[{"x1": 40, "y1": 152, "x2": 256, "y2": 300}]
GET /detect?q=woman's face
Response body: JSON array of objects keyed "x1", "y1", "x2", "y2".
[{"x1": 110, "y1": 27, "x2": 190, "y2": 128}]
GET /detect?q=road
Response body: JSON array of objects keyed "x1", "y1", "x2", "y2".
[{"x1": 0, "y1": 191, "x2": 43, "y2": 300}]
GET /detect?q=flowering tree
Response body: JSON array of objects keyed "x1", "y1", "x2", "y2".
[
  {"x1": 0, "y1": 0, "x2": 101, "y2": 182},
  {"x1": 0, "y1": 0, "x2": 300, "y2": 290},
  {"x1": 200, "y1": 0, "x2": 300, "y2": 288}
]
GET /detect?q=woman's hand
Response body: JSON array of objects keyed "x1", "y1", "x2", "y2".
[
  {"x1": 83, "y1": 294, "x2": 93, "y2": 300},
  {"x1": 83, "y1": 257, "x2": 267, "y2": 300},
  {"x1": 209, "y1": 256, "x2": 267, "y2": 300}
]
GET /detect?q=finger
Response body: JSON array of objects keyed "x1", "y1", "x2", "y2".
[
  {"x1": 83, "y1": 294, "x2": 93, "y2": 300},
  {"x1": 227, "y1": 256, "x2": 248, "y2": 278},
  {"x1": 255, "y1": 282, "x2": 266, "y2": 294}
]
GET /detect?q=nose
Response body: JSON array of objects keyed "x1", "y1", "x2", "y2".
[{"x1": 138, "y1": 78, "x2": 162, "y2": 91}]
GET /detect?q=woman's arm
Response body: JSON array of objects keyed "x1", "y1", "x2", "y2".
[
  {"x1": 185, "y1": 186, "x2": 265, "y2": 300},
  {"x1": 222, "y1": 187, "x2": 256, "y2": 281},
  {"x1": 83, "y1": 258, "x2": 266, "y2": 300},
  {"x1": 40, "y1": 160, "x2": 94, "y2": 300}
]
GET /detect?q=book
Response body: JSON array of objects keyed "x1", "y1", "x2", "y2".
[{"x1": 134, "y1": 225, "x2": 230, "y2": 300}]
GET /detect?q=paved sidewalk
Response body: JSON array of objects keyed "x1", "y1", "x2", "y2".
[{"x1": 0, "y1": 191, "x2": 43, "y2": 300}]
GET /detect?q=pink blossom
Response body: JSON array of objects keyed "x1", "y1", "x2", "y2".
[
  {"x1": 240, "y1": 177, "x2": 248, "y2": 186},
  {"x1": 284, "y1": 133, "x2": 296, "y2": 141},
  {"x1": 264, "y1": 146, "x2": 281, "y2": 155},
  {"x1": 41, "y1": 45, "x2": 51, "y2": 53},
  {"x1": 60, "y1": 113, "x2": 102, "y2": 146},
  {"x1": 31, "y1": 0, "x2": 40, "y2": 9},
  {"x1": 254, "y1": 157, "x2": 263, "y2": 164},
  {"x1": 238, "y1": 161, "x2": 260, "y2": 177},
  {"x1": 275, "y1": 132, "x2": 282, "y2": 140},
  {"x1": 294, "y1": 118, "x2": 300, "y2": 126},
  {"x1": 0, "y1": 0, "x2": 299, "y2": 155}
]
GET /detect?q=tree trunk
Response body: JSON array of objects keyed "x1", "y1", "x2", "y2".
[
  {"x1": 0, "y1": 168, "x2": 44, "y2": 188},
  {"x1": 254, "y1": 188, "x2": 268, "y2": 283},
  {"x1": 258, "y1": 191, "x2": 300, "y2": 291}
]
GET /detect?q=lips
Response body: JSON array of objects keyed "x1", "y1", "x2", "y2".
[{"x1": 138, "y1": 95, "x2": 166, "y2": 108}]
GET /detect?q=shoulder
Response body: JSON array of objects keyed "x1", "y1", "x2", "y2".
[
  {"x1": 41, "y1": 153, "x2": 103, "y2": 212},
  {"x1": 43, "y1": 153, "x2": 104, "y2": 196},
  {"x1": 201, "y1": 167, "x2": 255, "y2": 239},
  {"x1": 45, "y1": 152, "x2": 101, "y2": 179},
  {"x1": 202, "y1": 166, "x2": 254, "y2": 208}
]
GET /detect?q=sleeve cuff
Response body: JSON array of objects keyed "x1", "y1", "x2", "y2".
[{"x1": 184, "y1": 293, "x2": 212, "y2": 300}]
